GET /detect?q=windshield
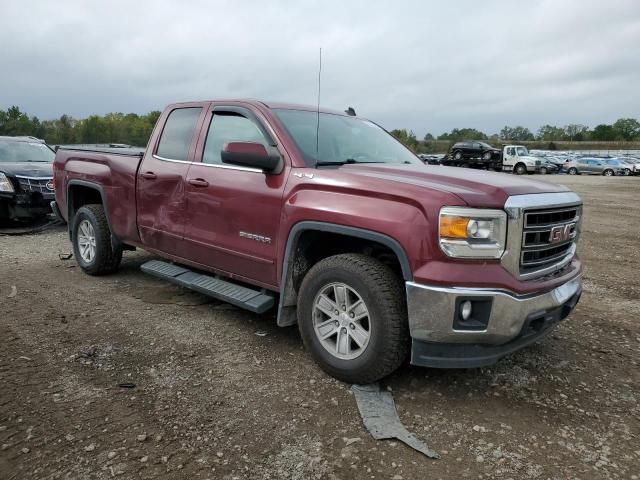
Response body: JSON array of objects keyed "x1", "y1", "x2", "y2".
[
  {"x1": 516, "y1": 146, "x2": 529, "y2": 156},
  {"x1": 0, "y1": 140, "x2": 55, "y2": 163},
  {"x1": 273, "y1": 109, "x2": 421, "y2": 166}
]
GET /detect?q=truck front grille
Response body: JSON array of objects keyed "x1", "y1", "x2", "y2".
[
  {"x1": 16, "y1": 176, "x2": 54, "y2": 195},
  {"x1": 520, "y1": 206, "x2": 580, "y2": 275}
]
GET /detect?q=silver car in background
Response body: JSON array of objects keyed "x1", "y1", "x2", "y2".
[
  {"x1": 565, "y1": 158, "x2": 626, "y2": 176},
  {"x1": 619, "y1": 157, "x2": 640, "y2": 175}
]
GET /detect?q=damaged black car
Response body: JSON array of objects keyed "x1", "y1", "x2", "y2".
[{"x1": 0, "y1": 136, "x2": 55, "y2": 223}]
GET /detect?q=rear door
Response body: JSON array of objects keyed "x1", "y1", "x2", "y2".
[
  {"x1": 181, "y1": 104, "x2": 289, "y2": 288},
  {"x1": 136, "y1": 104, "x2": 208, "y2": 255}
]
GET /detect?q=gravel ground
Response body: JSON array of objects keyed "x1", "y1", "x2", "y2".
[{"x1": 0, "y1": 174, "x2": 638, "y2": 479}]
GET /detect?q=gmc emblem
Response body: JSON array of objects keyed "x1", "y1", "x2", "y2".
[{"x1": 549, "y1": 223, "x2": 576, "y2": 244}]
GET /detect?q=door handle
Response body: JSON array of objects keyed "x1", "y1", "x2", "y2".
[
  {"x1": 141, "y1": 172, "x2": 157, "y2": 180},
  {"x1": 188, "y1": 178, "x2": 209, "y2": 188}
]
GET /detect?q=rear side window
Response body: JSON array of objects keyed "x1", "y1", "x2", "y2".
[
  {"x1": 156, "y1": 107, "x2": 202, "y2": 161},
  {"x1": 202, "y1": 113, "x2": 268, "y2": 165}
]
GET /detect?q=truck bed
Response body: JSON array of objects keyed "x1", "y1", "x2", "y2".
[{"x1": 53, "y1": 147, "x2": 144, "y2": 244}]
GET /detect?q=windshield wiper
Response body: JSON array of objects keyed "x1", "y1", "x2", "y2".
[{"x1": 316, "y1": 158, "x2": 359, "y2": 166}]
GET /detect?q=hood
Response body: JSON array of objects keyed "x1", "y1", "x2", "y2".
[
  {"x1": 0, "y1": 162, "x2": 53, "y2": 178},
  {"x1": 519, "y1": 155, "x2": 540, "y2": 163},
  {"x1": 338, "y1": 163, "x2": 569, "y2": 208}
]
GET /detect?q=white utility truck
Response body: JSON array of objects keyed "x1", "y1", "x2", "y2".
[{"x1": 502, "y1": 145, "x2": 541, "y2": 175}]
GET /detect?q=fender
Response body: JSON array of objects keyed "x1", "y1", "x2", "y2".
[
  {"x1": 66, "y1": 179, "x2": 122, "y2": 250},
  {"x1": 276, "y1": 221, "x2": 413, "y2": 327}
]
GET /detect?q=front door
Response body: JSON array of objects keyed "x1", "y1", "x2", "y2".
[
  {"x1": 136, "y1": 105, "x2": 206, "y2": 255},
  {"x1": 181, "y1": 105, "x2": 288, "y2": 288},
  {"x1": 503, "y1": 146, "x2": 516, "y2": 168}
]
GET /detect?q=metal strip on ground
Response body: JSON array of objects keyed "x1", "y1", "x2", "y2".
[{"x1": 351, "y1": 383, "x2": 439, "y2": 459}]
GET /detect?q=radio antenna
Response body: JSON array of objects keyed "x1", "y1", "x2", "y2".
[{"x1": 315, "y1": 47, "x2": 322, "y2": 160}]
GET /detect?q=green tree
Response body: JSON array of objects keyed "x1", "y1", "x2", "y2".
[
  {"x1": 537, "y1": 124, "x2": 566, "y2": 141},
  {"x1": 437, "y1": 128, "x2": 487, "y2": 142},
  {"x1": 591, "y1": 124, "x2": 616, "y2": 141},
  {"x1": 390, "y1": 128, "x2": 419, "y2": 151},
  {"x1": 500, "y1": 126, "x2": 534, "y2": 141},
  {"x1": 612, "y1": 118, "x2": 640, "y2": 141},
  {"x1": 564, "y1": 124, "x2": 589, "y2": 141}
]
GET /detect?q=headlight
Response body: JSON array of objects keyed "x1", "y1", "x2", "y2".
[
  {"x1": 0, "y1": 173, "x2": 15, "y2": 193},
  {"x1": 439, "y1": 207, "x2": 507, "y2": 259}
]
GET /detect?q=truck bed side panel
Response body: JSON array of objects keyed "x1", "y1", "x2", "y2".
[{"x1": 55, "y1": 151, "x2": 142, "y2": 243}]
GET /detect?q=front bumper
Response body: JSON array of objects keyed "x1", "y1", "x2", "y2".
[
  {"x1": 406, "y1": 274, "x2": 582, "y2": 368},
  {"x1": 0, "y1": 192, "x2": 54, "y2": 220}
]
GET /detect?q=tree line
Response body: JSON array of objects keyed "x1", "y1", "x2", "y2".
[
  {"x1": 0, "y1": 106, "x2": 161, "y2": 146},
  {"x1": 1, "y1": 105, "x2": 639, "y2": 150},
  {"x1": 392, "y1": 118, "x2": 640, "y2": 152}
]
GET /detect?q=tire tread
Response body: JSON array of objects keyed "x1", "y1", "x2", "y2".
[{"x1": 297, "y1": 253, "x2": 409, "y2": 383}]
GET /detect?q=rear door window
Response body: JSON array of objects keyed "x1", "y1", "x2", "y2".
[{"x1": 156, "y1": 107, "x2": 202, "y2": 161}]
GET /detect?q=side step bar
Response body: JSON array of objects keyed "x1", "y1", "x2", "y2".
[{"x1": 140, "y1": 260, "x2": 275, "y2": 314}]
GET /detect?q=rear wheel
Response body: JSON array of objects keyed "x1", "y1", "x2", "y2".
[
  {"x1": 539, "y1": 166, "x2": 548, "y2": 175},
  {"x1": 297, "y1": 254, "x2": 409, "y2": 383},
  {"x1": 568, "y1": 167, "x2": 578, "y2": 175},
  {"x1": 514, "y1": 163, "x2": 527, "y2": 175},
  {"x1": 453, "y1": 151, "x2": 463, "y2": 161},
  {"x1": 72, "y1": 204, "x2": 122, "y2": 275},
  {"x1": 603, "y1": 169, "x2": 614, "y2": 177}
]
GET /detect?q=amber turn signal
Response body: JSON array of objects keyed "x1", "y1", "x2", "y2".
[{"x1": 439, "y1": 216, "x2": 470, "y2": 239}]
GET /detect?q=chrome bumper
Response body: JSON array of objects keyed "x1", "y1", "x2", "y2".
[{"x1": 406, "y1": 274, "x2": 582, "y2": 345}]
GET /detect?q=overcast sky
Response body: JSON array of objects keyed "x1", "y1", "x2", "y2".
[{"x1": 1, "y1": 0, "x2": 639, "y2": 137}]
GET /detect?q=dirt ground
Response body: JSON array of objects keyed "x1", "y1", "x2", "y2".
[{"x1": 1, "y1": 175, "x2": 638, "y2": 480}]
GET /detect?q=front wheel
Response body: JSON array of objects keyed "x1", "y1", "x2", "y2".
[
  {"x1": 568, "y1": 167, "x2": 578, "y2": 175},
  {"x1": 297, "y1": 254, "x2": 409, "y2": 383},
  {"x1": 539, "y1": 167, "x2": 548, "y2": 175},
  {"x1": 514, "y1": 163, "x2": 527, "y2": 175},
  {"x1": 603, "y1": 169, "x2": 614, "y2": 177},
  {"x1": 453, "y1": 151, "x2": 463, "y2": 161},
  {"x1": 482, "y1": 151, "x2": 492, "y2": 161},
  {"x1": 72, "y1": 204, "x2": 123, "y2": 275}
]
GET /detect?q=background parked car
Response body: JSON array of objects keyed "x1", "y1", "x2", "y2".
[
  {"x1": 538, "y1": 159, "x2": 560, "y2": 174},
  {"x1": 0, "y1": 136, "x2": 55, "y2": 223},
  {"x1": 619, "y1": 157, "x2": 640, "y2": 175},
  {"x1": 564, "y1": 157, "x2": 625, "y2": 176},
  {"x1": 448, "y1": 141, "x2": 501, "y2": 162},
  {"x1": 602, "y1": 158, "x2": 631, "y2": 176}
]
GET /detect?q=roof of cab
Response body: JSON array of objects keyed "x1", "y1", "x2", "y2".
[{"x1": 166, "y1": 99, "x2": 350, "y2": 117}]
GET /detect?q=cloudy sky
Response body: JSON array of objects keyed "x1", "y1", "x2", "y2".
[{"x1": 1, "y1": 0, "x2": 639, "y2": 137}]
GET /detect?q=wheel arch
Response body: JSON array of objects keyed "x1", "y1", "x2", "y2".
[
  {"x1": 67, "y1": 180, "x2": 120, "y2": 248},
  {"x1": 276, "y1": 222, "x2": 412, "y2": 327}
]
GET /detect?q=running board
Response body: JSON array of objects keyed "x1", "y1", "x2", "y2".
[{"x1": 140, "y1": 260, "x2": 275, "y2": 314}]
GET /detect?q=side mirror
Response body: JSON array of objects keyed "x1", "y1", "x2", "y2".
[{"x1": 221, "y1": 142, "x2": 281, "y2": 173}]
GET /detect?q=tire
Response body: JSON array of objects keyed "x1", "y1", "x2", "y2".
[
  {"x1": 603, "y1": 169, "x2": 614, "y2": 177},
  {"x1": 514, "y1": 163, "x2": 527, "y2": 175},
  {"x1": 568, "y1": 167, "x2": 578, "y2": 175},
  {"x1": 297, "y1": 253, "x2": 409, "y2": 383},
  {"x1": 539, "y1": 167, "x2": 547, "y2": 175},
  {"x1": 624, "y1": 169, "x2": 631, "y2": 176},
  {"x1": 482, "y1": 151, "x2": 492, "y2": 161},
  {"x1": 72, "y1": 204, "x2": 123, "y2": 275},
  {"x1": 453, "y1": 151, "x2": 463, "y2": 161}
]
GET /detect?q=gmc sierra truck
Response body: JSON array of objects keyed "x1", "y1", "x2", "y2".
[{"x1": 53, "y1": 100, "x2": 583, "y2": 383}]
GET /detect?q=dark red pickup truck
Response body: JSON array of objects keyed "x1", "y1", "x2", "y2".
[{"x1": 53, "y1": 100, "x2": 583, "y2": 383}]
